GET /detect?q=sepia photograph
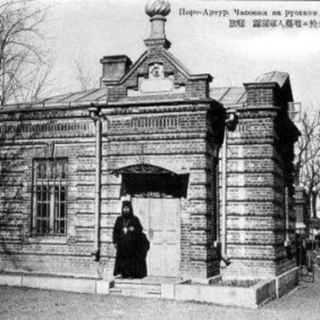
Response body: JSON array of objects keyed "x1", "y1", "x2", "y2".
[{"x1": 0, "y1": 0, "x2": 320, "y2": 319}]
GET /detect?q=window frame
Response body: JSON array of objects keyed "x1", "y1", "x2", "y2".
[{"x1": 31, "y1": 157, "x2": 68, "y2": 237}]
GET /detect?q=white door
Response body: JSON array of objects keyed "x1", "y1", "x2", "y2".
[{"x1": 132, "y1": 197, "x2": 180, "y2": 277}]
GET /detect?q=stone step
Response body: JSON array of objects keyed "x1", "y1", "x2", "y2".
[
  {"x1": 110, "y1": 279, "x2": 162, "y2": 298},
  {"x1": 114, "y1": 281, "x2": 160, "y2": 291},
  {"x1": 109, "y1": 286, "x2": 161, "y2": 298}
]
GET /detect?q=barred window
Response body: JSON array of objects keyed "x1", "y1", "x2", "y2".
[{"x1": 33, "y1": 159, "x2": 67, "y2": 235}]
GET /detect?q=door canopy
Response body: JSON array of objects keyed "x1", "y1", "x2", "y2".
[{"x1": 111, "y1": 163, "x2": 189, "y2": 198}]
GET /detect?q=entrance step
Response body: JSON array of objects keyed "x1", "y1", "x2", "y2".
[
  {"x1": 109, "y1": 276, "x2": 180, "y2": 298},
  {"x1": 110, "y1": 279, "x2": 161, "y2": 298}
]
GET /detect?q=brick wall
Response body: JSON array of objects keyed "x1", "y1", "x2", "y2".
[
  {"x1": 221, "y1": 82, "x2": 299, "y2": 279},
  {"x1": 0, "y1": 109, "x2": 105, "y2": 277},
  {"x1": 0, "y1": 69, "x2": 299, "y2": 282},
  {"x1": 101, "y1": 103, "x2": 223, "y2": 279},
  {"x1": 0, "y1": 100, "x2": 224, "y2": 280}
]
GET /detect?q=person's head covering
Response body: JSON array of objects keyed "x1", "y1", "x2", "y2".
[{"x1": 121, "y1": 200, "x2": 133, "y2": 218}]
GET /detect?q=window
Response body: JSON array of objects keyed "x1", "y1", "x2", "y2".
[{"x1": 32, "y1": 159, "x2": 67, "y2": 235}]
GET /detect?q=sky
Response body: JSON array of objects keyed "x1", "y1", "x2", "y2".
[{"x1": 38, "y1": 0, "x2": 320, "y2": 112}]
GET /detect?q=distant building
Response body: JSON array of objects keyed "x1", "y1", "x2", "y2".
[
  {"x1": 0, "y1": 0, "x2": 299, "y2": 284},
  {"x1": 294, "y1": 186, "x2": 309, "y2": 235}
]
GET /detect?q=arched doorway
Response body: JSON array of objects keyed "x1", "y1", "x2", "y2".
[{"x1": 112, "y1": 164, "x2": 188, "y2": 277}]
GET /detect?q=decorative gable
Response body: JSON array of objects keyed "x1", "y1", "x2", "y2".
[
  {"x1": 100, "y1": 0, "x2": 212, "y2": 103},
  {"x1": 105, "y1": 49, "x2": 212, "y2": 102},
  {"x1": 128, "y1": 62, "x2": 185, "y2": 96},
  {"x1": 123, "y1": 49, "x2": 189, "y2": 97}
]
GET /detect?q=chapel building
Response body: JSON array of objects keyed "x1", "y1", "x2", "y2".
[{"x1": 0, "y1": 0, "x2": 299, "y2": 283}]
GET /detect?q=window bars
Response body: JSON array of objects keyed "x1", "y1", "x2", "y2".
[{"x1": 33, "y1": 159, "x2": 67, "y2": 235}]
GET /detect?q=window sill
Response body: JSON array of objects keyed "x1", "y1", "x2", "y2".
[{"x1": 27, "y1": 235, "x2": 68, "y2": 244}]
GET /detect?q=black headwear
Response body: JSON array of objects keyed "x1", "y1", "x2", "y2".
[{"x1": 121, "y1": 201, "x2": 133, "y2": 217}]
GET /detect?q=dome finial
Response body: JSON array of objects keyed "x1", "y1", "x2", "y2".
[
  {"x1": 145, "y1": 0, "x2": 171, "y2": 18},
  {"x1": 144, "y1": 0, "x2": 171, "y2": 49}
]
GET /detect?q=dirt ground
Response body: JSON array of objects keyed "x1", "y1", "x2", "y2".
[{"x1": 0, "y1": 270, "x2": 319, "y2": 320}]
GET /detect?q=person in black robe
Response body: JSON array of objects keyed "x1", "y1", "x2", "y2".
[{"x1": 113, "y1": 201, "x2": 149, "y2": 278}]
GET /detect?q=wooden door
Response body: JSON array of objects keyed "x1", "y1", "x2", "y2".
[{"x1": 132, "y1": 197, "x2": 180, "y2": 277}]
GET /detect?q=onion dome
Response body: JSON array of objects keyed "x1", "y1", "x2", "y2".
[{"x1": 145, "y1": 0, "x2": 171, "y2": 17}]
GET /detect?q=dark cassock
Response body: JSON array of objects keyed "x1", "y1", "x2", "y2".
[{"x1": 113, "y1": 201, "x2": 149, "y2": 278}]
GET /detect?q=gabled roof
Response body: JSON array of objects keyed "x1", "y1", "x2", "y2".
[
  {"x1": 2, "y1": 85, "x2": 247, "y2": 111},
  {"x1": 255, "y1": 71, "x2": 289, "y2": 88},
  {"x1": 117, "y1": 48, "x2": 212, "y2": 88},
  {"x1": 120, "y1": 50, "x2": 193, "y2": 84},
  {"x1": 41, "y1": 88, "x2": 107, "y2": 104},
  {"x1": 210, "y1": 86, "x2": 246, "y2": 106},
  {"x1": 1, "y1": 88, "x2": 108, "y2": 111},
  {"x1": 1, "y1": 71, "x2": 293, "y2": 111},
  {"x1": 254, "y1": 70, "x2": 293, "y2": 103}
]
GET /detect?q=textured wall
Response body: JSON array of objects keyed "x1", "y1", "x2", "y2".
[
  {"x1": 221, "y1": 82, "x2": 298, "y2": 279},
  {"x1": 0, "y1": 100, "x2": 224, "y2": 279},
  {"x1": 0, "y1": 56, "x2": 299, "y2": 281}
]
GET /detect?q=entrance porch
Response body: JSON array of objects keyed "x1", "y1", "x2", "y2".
[{"x1": 112, "y1": 163, "x2": 189, "y2": 278}]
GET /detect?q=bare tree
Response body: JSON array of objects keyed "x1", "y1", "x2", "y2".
[
  {"x1": 20, "y1": 61, "x2": 54, "y2": 102},
  {"x1": 295, "y1": 110, "x2": 320, "y2": 218},
  {"x1": 0, "y1": 0, "x2": 51, "y2": 105},
  {"x1": 74, "y1": 59, "x2": 97, "y2": 91}
]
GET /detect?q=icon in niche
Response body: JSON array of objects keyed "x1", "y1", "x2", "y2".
[{"x1": 149, "y1": 63, "x2": 164, "y2": 79}]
